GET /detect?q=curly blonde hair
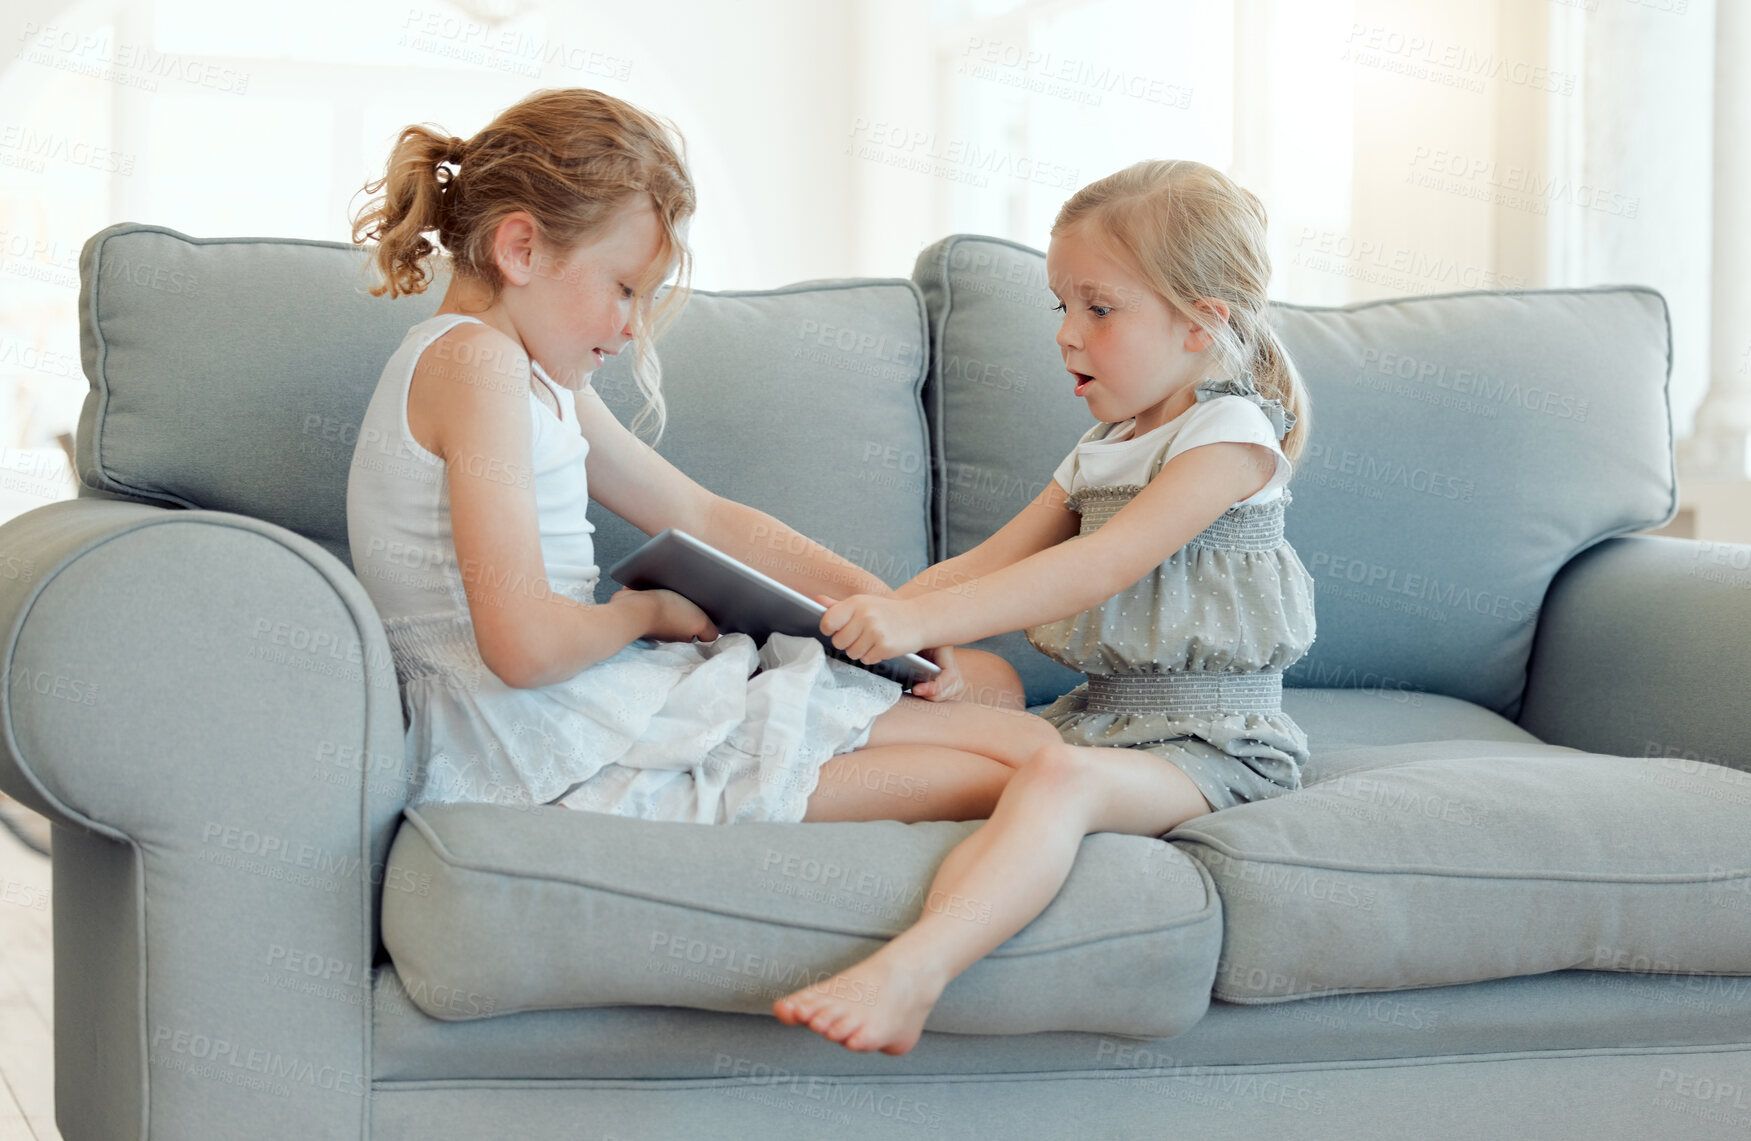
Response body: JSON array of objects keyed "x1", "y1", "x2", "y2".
[
  {"x1": 1053, "y1": 159, "x2": 1309, "y2": 465},
  {"x1": 350, "y1": 87, "x2": 695, "y2": 444}
]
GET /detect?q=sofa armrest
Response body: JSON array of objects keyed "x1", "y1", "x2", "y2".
[
  {"x1": 0, "y1": 499, "x2": 408, "y2": 1141},
  {"x1": 1518, "y1": 534, "x2": 1751, "y2": 767}
]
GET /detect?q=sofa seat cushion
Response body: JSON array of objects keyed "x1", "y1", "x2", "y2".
[
  {"x1": 380, "y1": 802, "x2": 1223, "y2": 1038},
  {"x1": 370, "y1": 961, "x2": 1751, "y2": 1082},
  {"x1": 1281, "y1": 688, "x2": 1540, "y2": 761},
  {"x1": 1169, "y1": 740, "x2": 1751, "y2": 1002},
  {"x1": 1025, "y1": 689, "x2": 1540, "y2": 759}
]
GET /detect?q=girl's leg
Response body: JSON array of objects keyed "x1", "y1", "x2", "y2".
[
  {"x1": 944, "y1": 648, "x2": 1028, "y2": 711},
  {"x1": 860, "y1": 693, "x2": 1061, "y2": 769},
  {"x1": 802, "y1": 746, "x2": 1014, "y2": 823},
  {"x1": 775, "y1": 741, "x2": 1216, "y2": 1054}
]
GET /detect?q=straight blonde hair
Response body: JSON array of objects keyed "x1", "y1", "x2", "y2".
[
  {"x1": 350, "y1": 87, "x2": 695, "y2": 445},
  {"x1": 1053, "y1": 159, "x2": 1309, "y2": 465}
]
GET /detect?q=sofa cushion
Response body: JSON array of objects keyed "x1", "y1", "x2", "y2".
[
  {"x1": 912, "y1": 236, "x2": 1677, "y2": 716},
  {"x1": 1280, "y1": 688, "x2": 1541, "y2": 765},
  {"x1": 75, "y1": 224, "x2": 933, "y2": 587},
  {"x1": 1167, "y1": 740, "x2": 1751, "y2": 1003},
  {"x1": 380, "y1": 802, "x2": 1223, "y2": 1038},
  {"x1": 587, "y1": 278, "x2": 932, "y2": 591},
  {"x1": 371, "y1": 963, "x2": 1751, "y2": 1082},
  {"x1": 1025, "y1": 689, "x2": 1541, "y2": 766}
]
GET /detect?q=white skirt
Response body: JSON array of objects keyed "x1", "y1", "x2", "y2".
[{"x1": 390, "y1": 616, "x2": 904, "y2": 825}]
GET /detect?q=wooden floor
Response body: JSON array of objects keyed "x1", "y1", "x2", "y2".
[{"x1": 0, "y1": 806, "x2": 60, "y2": 1141}]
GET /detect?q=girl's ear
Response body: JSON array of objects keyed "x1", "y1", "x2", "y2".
[
  {"x1": 492, "y1": 211, "x2": 541, "y2": 286},
  {"x1": 1186, "y1": 297, "x2": 1231, "y2": 353},
  {"x1": 1196, "y1": 296, "x2": 1232, "y2": 326}
]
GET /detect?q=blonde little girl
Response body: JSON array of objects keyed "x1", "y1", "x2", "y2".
[
  {"x1": 346, "y1": 87, "x2": 1062, "y2": 831},
  {"x1": 773, "y1": 159, "x2": 1317, "y2": 1054}
]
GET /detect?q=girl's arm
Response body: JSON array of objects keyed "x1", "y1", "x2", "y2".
[
  {"x1": 891, "y1": 477, "x2": 1083, "y2": 601},
  {"x1": 700, "y1": 497, "x2": 897, "y2": 602},
  {"x1": 430, "y1": 324, "x2": 659, "y2": 688},
  {"x1": 919, "y1": 442, "x2": 1278, "y2": 645},
  {"x1": 823, "y1": 441, "x2": 1278, "y2": 662},
  {"x1": 572, "y1": 388, "x2": 895, "y2": 602}
]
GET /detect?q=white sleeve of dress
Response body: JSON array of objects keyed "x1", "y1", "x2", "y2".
[
  {"x1": 1050, "y1": 421, "x2": 1108, "y2": 492},
  {"x1": 1051, "y1": 446, "x2": 1078, "y2": 492},
  {"x1": 1162, "y1": 396, "x2": 1294, "y2": 503}
]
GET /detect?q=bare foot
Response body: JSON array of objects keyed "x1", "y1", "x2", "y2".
[{"x1": 772, "y1": 945, "x2": 946, "y2": 1055}]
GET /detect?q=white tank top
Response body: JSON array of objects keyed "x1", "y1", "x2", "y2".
[{"x1": 346, "y1": 313, "x2": 600, "y2": 684}]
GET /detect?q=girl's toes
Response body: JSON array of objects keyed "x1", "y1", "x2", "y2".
[
  {"x1": 776, "y1": 992, "x2": 822, "y2": 1026},
  {"x1": 828, "y1": 1013, "x2": 868, "y2": 1044},
  {"x1": 843, "y1": 1025, "x2": 880, "y2": 1052},
  {"x1": 808, "y1": 1006, "x2": 848, "y2": 1036}
]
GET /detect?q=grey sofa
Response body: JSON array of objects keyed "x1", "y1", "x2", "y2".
[{"x1": 2, "y1": 221, "x2": 1749, "y2": 1140}]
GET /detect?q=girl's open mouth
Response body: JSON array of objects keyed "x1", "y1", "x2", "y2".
[{"x1": 1072, "y1": 372, "x2": 1094, "y2": 396}]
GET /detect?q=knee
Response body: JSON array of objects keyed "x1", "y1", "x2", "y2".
[
  {"x1": 955, "y1": 648, "x2": 1026, "y2": 710},
  {"x1": 1015, "y1": 741, "x2": 1096, "y2": 793},
  {"x1": 1025, "y1": 713, "x2": 1064, "y2": 752}
]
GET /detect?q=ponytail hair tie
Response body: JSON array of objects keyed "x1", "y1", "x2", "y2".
[
  {"x1": 442, "y1": 136, "x2": 466, "y2": 166},
  {"x1": 1193, "y1": 369, "x2": 1296, "y2": 440}
]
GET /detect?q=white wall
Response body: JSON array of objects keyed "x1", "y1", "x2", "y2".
[{"x1": 0, "y1": 0, "x2": 1730, "y2": 471}]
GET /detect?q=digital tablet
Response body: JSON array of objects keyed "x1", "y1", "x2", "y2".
[{"x1": 607, "y1": 528, "x2": 943, "y2": 689}]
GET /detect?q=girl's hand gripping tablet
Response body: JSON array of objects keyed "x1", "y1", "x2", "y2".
[
  {"x1": 610, "y1": 586, "x2": 720, "y2": 644},
  {"x1": 815, "y1": 593, "x2": 928, "y2": 669},
  {"x1": 909, "y1": 644, "x2": 967, "y2": 702}
]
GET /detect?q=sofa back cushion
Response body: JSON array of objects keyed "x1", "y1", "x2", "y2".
[
  {"x1": 74, "y1": 224, "x2": 932, "y2": 588},
  {"x1": 913, "y1": 235, "x2": 1677, "y2": 718}
]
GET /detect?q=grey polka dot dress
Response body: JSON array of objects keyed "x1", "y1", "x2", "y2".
[{"x1": 1023, "y1": 373, "x2": 1317, "y2": 824}]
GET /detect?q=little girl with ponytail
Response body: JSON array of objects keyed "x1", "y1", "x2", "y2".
[{"x1": 775, "y1": 160, "x2": 1319, "y2": 1056}]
